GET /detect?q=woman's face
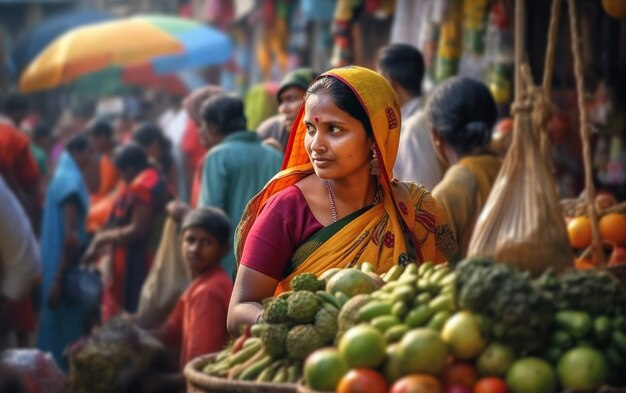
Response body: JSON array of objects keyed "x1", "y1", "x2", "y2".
[{"x1": 303, "y1": 91, "x2": 372, "y2": 181}]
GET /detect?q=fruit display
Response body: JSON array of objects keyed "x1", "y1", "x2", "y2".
[
  {"x1": 200, "y1": 271, "x2": 363, "y2": 384},
  {"x1": 66, "y1": 318, "x2": 168, "y2": 393},
  {"x1": 564, "y1": 194, "x2": 626, "y2": 267},
  {"x1": 195, "y1": 259, "x2": 626, "y2": 393}
]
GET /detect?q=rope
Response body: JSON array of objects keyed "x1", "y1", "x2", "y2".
[
  {"x1": 539, "y1": 0, "x2": 562, "y2": 159},
  {"x1": 568, "y1": 0, "x2": 605, "y2": 265},
  {"x1": 514, "y1": 0, "x2": 525, "y2": 103},
  {"x1": 543, "y1": 0, "x2": 562, "y2": 95}
]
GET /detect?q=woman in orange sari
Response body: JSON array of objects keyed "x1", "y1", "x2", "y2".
[
  {"x1": 85, "y1": 143, "x2": 173, "y2": 321},
  {"x1": 227, "y1": 66, "x2": 457, "y2": 334}
]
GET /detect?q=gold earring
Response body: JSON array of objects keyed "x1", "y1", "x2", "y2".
[{"x1": 370, "y1": 149, "x2": 381, "y2": 176}]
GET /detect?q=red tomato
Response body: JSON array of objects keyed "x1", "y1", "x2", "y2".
[
  {"x1": 474, "y1": 377, "x2": 509, "y2": 393},
  {"x1": 337, "y1": 368, "x2": 388, "y2": 393},
  {"x1": 389, "y1": 375, "x2": 443, "y2": 393},
  {"x1": 443, "y1": 362, "x2": 478, "y2": 389}
]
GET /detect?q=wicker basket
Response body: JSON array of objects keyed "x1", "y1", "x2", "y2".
[
  {"x1": 295, "y1": 380, "x2": 332, "y2": 393},
  {"x1": 184, "y1": 353, "x2": 297, "y2": 393}
]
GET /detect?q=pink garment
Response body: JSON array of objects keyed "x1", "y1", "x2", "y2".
[{"x1": 240, "y1": 186, "x2": 322, "y2": 280}]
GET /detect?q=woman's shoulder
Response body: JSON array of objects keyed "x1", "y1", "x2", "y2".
[{"x1": 263, "y1": 185, "x2": 307, "y2": 210}]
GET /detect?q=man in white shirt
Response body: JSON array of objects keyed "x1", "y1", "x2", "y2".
[
  {"x1": 377, "y1": 44, "x2": 446, "y2": 190},
  {"x1": 0, "y1": 175, "x2": 41, "y2": 347}
]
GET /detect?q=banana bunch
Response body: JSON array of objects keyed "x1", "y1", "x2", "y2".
[
  {"x1": 360, "y1": 262, "x2": 457, "y2": 343},
  {"x1": 202, "y1": 336, "x2": 302, "y2": 383}
]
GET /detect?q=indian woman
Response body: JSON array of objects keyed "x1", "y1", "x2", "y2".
[
  {"x1": 85, "y1": 143, "x2": 173, "y2": 321},
  {"x1": 228, "y1": 66, "x2": 457, "y2": 334}
]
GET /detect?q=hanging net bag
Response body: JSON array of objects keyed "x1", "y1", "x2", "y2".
[{"x1": 467, "y1": 0, "x2": 573, "y2": 274}]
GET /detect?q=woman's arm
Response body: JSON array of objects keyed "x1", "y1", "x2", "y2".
[
  {"x1": 227, "y1": 265, "x2": 279, "y2": 336},
  {"x1": 84, "y1": 203, "x2": 152, "y2": 261}
]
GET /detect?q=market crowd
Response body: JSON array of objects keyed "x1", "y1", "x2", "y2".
[{"x1": 0, "y1": 44, "x2": 507, "y2": 392}]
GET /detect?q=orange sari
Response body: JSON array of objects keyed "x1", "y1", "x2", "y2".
[{"x1": 236, "y1": 66, "x2": 457, "y2": 293}]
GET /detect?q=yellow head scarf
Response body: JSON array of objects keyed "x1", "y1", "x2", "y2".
[{"x1": 236, "y1": 66, "x2": 455, "y2": 290}]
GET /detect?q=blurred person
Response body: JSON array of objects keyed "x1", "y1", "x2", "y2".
[
  {"x1": 86, "y1": 120, "x2": 123, "y2": 233},
  {"x1": 243, "y1": 82, "x2": 279, "y2": 132},
  {"x1": 164, "y1": 86, "x2": 225, "y2": 226},
  {"x1": 0, "y1": 92, "x2": 29, "y2": 129},
  {"x1": 0, "y1": 175, "x2": 41, "y2": 350},
  {"x1": 143, "y1": 208, "x2": 233, "y2": 392},
  {"x1": 257, "y1": 68, "x2": 318, "y2": 152},
  {"x1": 84, "y1": 143, "x2": 173, "y2": 320},
  {"x1": 0, "y1": 119, "x2": 41, "y2": 238},
  {"x1": 132, "y1": 123, "x2": 177, "y2": 193},
  {"x1": 158, "y1": 97, "x2": 189, "y2": 202},
  {"x1": 180, "y1": 85, "x2": 224, "y2": 209},
  {"x1": 429, "y1": 77, "x2": 500, "y2": 259},
  {"x1": 37, "y1": 134, "x2": 94, "y2": 369},
  {"x1": 31, "y1": 123, "x2": 53, "y2": 178},
  {"x1": 377, "y1": 43, "x2": 446, "y2": 190},
  {"x1": 198, "y1": 93, "x2": 283, "y2": 277}
]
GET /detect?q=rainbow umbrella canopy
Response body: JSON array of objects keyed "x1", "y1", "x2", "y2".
[{"x1": 19, "y1": 14, "x2": 233, "y2": 93}]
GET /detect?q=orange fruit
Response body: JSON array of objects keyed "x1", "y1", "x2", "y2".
[
  {"x1": 389, "y1": 374, "x2": 443, "y2": 393},
  {"x1": 443, "y1": 361, "x2": 478, "y2": 389},
  {"x1": 474, "y1": 377, "x2": 509, "y2": 393},
  {"x1": 567, "y1": 216, "x2": 592, "y2": 249},
  {"x1": 602, "y1": 0, "x2": 626, "y2": 19},
  {"x1": 598, "y1": 213, "x2": 626, "y2": 246},
  {"x1": 337, "y1": 368, "x2": 388, "y2": 393}
]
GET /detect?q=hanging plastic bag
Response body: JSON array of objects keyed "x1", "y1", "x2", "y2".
[
  {"x1": 137, "y1": 218, "x2": 190, "y2": 326},
  {"x1": 467, "y1": 68, "x2": 573, "y2": 274}
]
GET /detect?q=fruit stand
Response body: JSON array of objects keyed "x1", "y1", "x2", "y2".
[{"x1": 182, "y1": 0, "x2": 626, "y2": 392}]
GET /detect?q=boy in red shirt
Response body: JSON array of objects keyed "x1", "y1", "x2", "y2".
[{"x1": 145, "y1": 207, "x2": 233, "y2": 392}]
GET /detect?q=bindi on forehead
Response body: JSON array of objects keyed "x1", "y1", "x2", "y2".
[{"x1": 314, "y1": 116, "x2": 319, "y2": 123}]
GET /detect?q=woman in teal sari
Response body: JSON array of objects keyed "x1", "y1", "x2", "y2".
[{"x1": 37, "y1": 134, "x2": 94, "y2": 369}]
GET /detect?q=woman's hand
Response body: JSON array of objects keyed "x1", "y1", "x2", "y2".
[
  {"x1": 47, "y1": 279, "x2": 63, "y2": 309},
  {"x1": 166, "y1": 200, "x2": 190, "y2": 223},
  {"x1": 227, "y1": 265, "x2": 279, "y2": 335}
]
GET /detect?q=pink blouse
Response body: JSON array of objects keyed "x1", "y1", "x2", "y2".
[{"x1": 240, "y1": 186, "x2": 323, "y2": 280}]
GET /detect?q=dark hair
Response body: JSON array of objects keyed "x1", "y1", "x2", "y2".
[
  {"x1": 65, "y1": 134, "x2": 90, "y2": 153},
  {"x1": 377, "y1": 44, "x2": 424, "y2": 96},
  {"x1": 112, "y1": 142, "x2": 149, "y2": 172},
  {"x1": 181, "y1": 207, "x2": 232, "y2": 246},
  {"x1": 132, "y1": 123, "x2": 164, "y2": 146},
  {"x1": 2, "y1": 92, "x2": 28, "y2": 114},
  {"x1": 200, "y1": 93, "x2": 247, "y2": 136},
  {"x1": 305, "y1": 76, "x2": 373, "y2": 139},
  {"x1": 89, "y1": 120, "x2": 114, "y2": 139},
  {"x1": 33, "y1": 123, "x2": 52, "y2": 140},
  {"x1": 132, "y1": 123, "x2": 173, "y2": 171},
  {"x1": 428, "y1": 77, "x2": 497, "y2": 155}
]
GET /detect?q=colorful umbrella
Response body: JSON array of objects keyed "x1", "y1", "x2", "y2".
[
  {"x1": 19, "y1": 15, "x2": 233, "y2": 93},
  {"x1": 10, "y1": 8, "x2": 113, "y2": 77},
  {"x1": 70, "y1": 66, "x2": 206, "y2": 98}
]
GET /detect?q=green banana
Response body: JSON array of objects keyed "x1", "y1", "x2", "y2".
[
  {"x1": 316, "y1": 290, "x2": 341, "y2": 309},
  {"x1": 238, "y1": 355, "x2": 272, "y2": 380}
]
